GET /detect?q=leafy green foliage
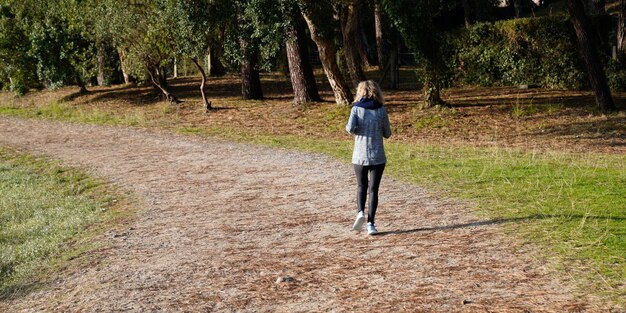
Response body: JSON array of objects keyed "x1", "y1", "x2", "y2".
[
  {"x1": 380, "y1": 0, "x2": 459, "y2": 105},
  {"x1": 0, "y1": 4, "x2": 39, "y2": 94},
  {"x1": 0, "y1": 0, "x2": 97, "y2": 93},
  {"x1": 447, "y1": 15, "x2": 626, "y2": 90},
  {"x1": 222, "y1": 0, "x2": 289, "y2": 72},
  {"x1": 29, "y1": 19, "x2": 95, "y2": 89},
  {"x1": 124, "y1": 1, "x2": 174, "y2": 80},
  {"x1": 606, "y1": 56, "x2": 626, "y2": 91},
  {"x1": 167, "y1": 0, "x2": 213, "y2": 60}
]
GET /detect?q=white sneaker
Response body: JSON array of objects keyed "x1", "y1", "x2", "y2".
[
  {"x1": 352, "y1": 211, "x2": 365, "y2": 231},
  {"x1": 367, "y1": 223, "x2": 378, "y2": 235}
]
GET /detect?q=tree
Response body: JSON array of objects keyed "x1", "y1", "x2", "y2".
[
  {"x1": 513, "y1": 0, "x2": 524, "y2": 18},
  {"x1": 238, "y1": 0, "x2": 320, "y2": 105},
  {"x1": 284, "y1": 5, "x2": 321, "y2": 105},
  {"x1": 113, "y1": 0, "x2": 180, "y2": 103},
  {"x1": 80, "y1": 0, "x2": 126, "y2": 86},
  {"x1": 221, "y1": 0, "x2": 285, "y2": 100},
  {"x1": 340, "y1": 0, "x2": 367, "y2": 87},
  {"x1": 568, "y1": 0, "x2": 616, "y2": 112},
  {"x1": 94, "y1": 0, "x2": 136, "y2": 84},
  {"x1": 300, "y1": 0, "x2": 353, "y2": 105},
  {"x1": 49, "y1": 3, "x2": 88, "y2": 92},
  {"x1": 355, "y1": 17, "x2": 372, "y2": 68},
  {"x1": 233, "y1": 0, "x2": 264, "y2": 100},
  {"x1": 374, "y1": 2, "x2": 386, "y2": 70},
  {"x1": 0, "y1": 4, "x2": 39, "y2": 95},
  {"x1": 239, "y1": 39, "x2": 264, "y2": 100},
  {"x1": 381, "y1": 0, "x2": 454, "y2": 108},
  {"x1": 618, "y1": 0, "x2": 626, "y2": 55},
  {"x1": 166, "y1": 0, "x2": 216, "y2": 111},
  {"x1": 4, "y1": 0, "x2": 97, "y2": 94},
  {"x1": 462, "y1": 0, "x2": 472, "y2": 26},
  {"x1": 207, "y1": 28, "x2": 226, "y2": 77}
]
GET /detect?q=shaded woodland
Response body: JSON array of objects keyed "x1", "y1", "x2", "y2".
[{"x1": 1, "y1": 0, "x2": 626, "y2": 113}]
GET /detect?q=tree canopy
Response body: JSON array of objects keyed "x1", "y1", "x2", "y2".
[{"x1": 0, "y1": 0, "x2": 622, "y2": 111}]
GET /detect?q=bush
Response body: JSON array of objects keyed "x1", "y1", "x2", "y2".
[
  {"x1": 336, "y1": 48, "x2": 350, "y2": 82},
  {"x1": 446, "y1": 15, "x2": 626, "y2": 91},
  {"x1": 607, "y1": 57, "x2": 626, "y2": 91},
  {"x1": 9, "y1": 79, "x2": 28, "y2": 96},
  {"x1": 0, "y1": 68, "x2": 38, "y2": 96}
]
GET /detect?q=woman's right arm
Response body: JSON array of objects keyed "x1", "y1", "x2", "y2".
[
  {"x1": 382, "y1": 108, "x2": 392, "y2": 139},
  {"x1": 346, "y1": 107, "x2": 358, "y2": 135}
]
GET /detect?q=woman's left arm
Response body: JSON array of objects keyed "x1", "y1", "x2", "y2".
[{"x1": 346, "y1": 107, "x2": 358, "y2": 135}]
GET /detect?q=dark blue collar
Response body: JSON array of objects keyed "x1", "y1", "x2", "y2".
[{"x1": 354, "y1": 97, "x2": 383, "y2": 109}]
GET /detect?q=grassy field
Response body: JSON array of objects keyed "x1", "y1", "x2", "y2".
[
  {"x1": 0, "y1": 79, "x2": 624, "y2": 305},
  {"x1": 0, "y1": 148, "x2": 129, "y2": 299}
]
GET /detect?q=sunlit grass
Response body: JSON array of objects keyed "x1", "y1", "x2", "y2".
[{"x1": 0, "y1": 148, "x2": 129, "y2": 299}]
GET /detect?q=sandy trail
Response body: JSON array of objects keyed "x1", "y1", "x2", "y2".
[{"x1": 0, "y1": 117, "x2": 603, "y2": 312}]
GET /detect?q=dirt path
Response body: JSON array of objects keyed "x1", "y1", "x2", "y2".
[{"x1": 0, "y1": 117, "x2": 606, "y2": 312}]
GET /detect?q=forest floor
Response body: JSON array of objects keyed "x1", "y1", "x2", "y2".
[
  {"x1": 2, "y1": 71, "x2": 624, "y2": 154},
  {"x1": 0, "y1": 73, "x2": 624, "y2": 311}
]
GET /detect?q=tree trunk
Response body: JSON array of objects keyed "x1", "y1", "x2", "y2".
[
  {"x1": 341, "y1": 1, "x2": 367, "y2": 87},
  {"x1": 209, "y1": 53, "x2": 226, "y2": 77},
  {"x1": 568, "y1": 0, "x2": 616, "y2": 112},
  {"x1": 462, "y1": 0, "x2": 472, "y2": 27},
  {"x1": 96, "y1": 43, "x2": 106, "y2": 86},
  {"x1": 389, "y1": 41, "x2": 399, "y2": 90},
  {"x1": 374, "y1": 3, "x2": 386, "y2": 71},
  {"x1": 173, "y1": 57, "x2": 178, "y2": 78},
  {"x1": 618, "y1": 0, "x2": 626, "y2": 54},
  {"x1": 240, "y1": 48, "x2": 263, "y2": 100},
  {"x1": 422, "y1": 66, "x2": 446, "y2": 109},
  {"x1": 118, "y1": 48, "x2": 132, "y2": 84},
  {"x1": 513, "y1": 0, "x2": 524, "y2": 17},
  {"x1": 208, "y1": 28, "x2": 226, "y2": 77},
  {"x1": 76, "y1": 74, "x2": 88, "y2": 93},
  {"x1": 206, "y1": 53, "x2": 211, "y2": 77},
  {"x1": 191, "y1": 58, "x2": 212, "y2": 112},
  {"x1": 286, "y1": 13, "x2": 321, "y2": 105},
  {"x1": 158, "y1": 66, "x2": 168, "y2": 89},
  {"x1": 147, "y1": 67, "x2": 180, "y2": 104},
  {"x1": 356, "y1": 18, "x2": 372, "y2": 68},
  {"x1": 379, "y1": 29, "x2": 399, "y2": 90},
  {"x1": 303, "y1": 13, "x2": 353, "y2": 105}
]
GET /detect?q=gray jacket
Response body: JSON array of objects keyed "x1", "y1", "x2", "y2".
[{"x1": 346, "y1": 105, "x2": 392, "y2": 165}]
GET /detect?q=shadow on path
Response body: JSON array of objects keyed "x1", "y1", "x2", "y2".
[{"x1": 376, "y1": 214, "x2": 626, "y2": 236}]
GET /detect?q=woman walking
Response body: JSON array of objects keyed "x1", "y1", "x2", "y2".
[{"x1": 345, "y1": 80, "x2": 392, "y2": 235}]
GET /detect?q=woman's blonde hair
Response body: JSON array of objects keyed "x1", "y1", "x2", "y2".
[{"x1": 354, "y1": 80, "x2": 384, "y2": 104}]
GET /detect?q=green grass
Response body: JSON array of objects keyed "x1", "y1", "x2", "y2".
[
  {"x1": 1, "y1": 100, "x2": 625, "y2": 306},
  {"x1": 385, "y1": 145, "x2": 625, "y2": 295},
  {"x1": 0, "y1": 102, "x2": 151, "y2": 127},
  {"x1": 0, "y1": 148, "x2": 127, "y2": 299}
]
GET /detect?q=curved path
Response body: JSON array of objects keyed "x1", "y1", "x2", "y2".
[{"x1": 0, "y1": 117, "x2": 603, "y2": 312}]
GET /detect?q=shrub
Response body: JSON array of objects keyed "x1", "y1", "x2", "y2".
[
  {"x1": 607, "y1": 57, "x2": 626, "y2": 91},
  {"x1": 446, "y1": 15, "x2": 626, "y2": 91}
]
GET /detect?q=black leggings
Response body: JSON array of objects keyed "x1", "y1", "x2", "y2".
[{"x1": 353, "y1": 163, "x2": 385, "y2": 225}]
